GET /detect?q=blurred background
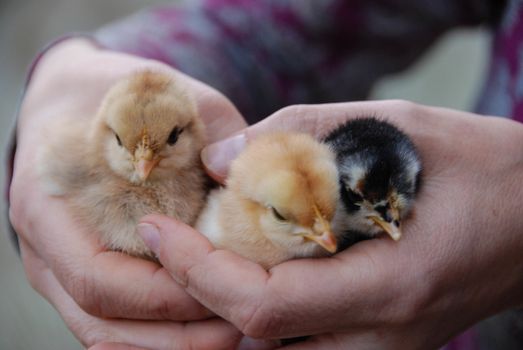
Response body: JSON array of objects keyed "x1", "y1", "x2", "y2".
[{"x1": 0, "y1": 0, "x2": 489, "y2": 349}]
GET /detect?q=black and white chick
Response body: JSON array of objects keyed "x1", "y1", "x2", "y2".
[{"x1": 324, "y1": 117, "x2": 421, "y2": 250}]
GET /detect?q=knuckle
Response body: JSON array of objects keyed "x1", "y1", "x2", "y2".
[
  {"x1": 388, "y1": 99, "x2": 419, "y2": 112},
  {"x1": 197, "y1": 86, "x2": 236, "y2": 113},
  {"x1": 8, "y1": 205, "x2": 23, "y2": 236},
  {"x1": 236, "y1": 302, "x2": 281, "y2": 339},
  {"x1": 8, "y1": 180, "x2": 40, "y2": 241},
  {"x1": 148, "y1": 293, "x2": 189, "y2": 320},
  {"x1": 400, "y1": 276, "x2": 438, "y2": 326},
  {"x1": 54, "y1": 299, "x2": 116, "y2": 347},
  {"x1": 145, "y1": 267, "x2": 210, "y2": 320},
  {"x1": 8, "y1": 187, "x2": 29, "y2": 237},
  {"x1": 387, "y1": 99, "x2": 424, "y2": 121},
  {"x1": 272, "y1": 104, "x2": 311, "y2": 121},
  {"x1": 377, "y1": 271, "x2": 434, "y2": 327},
  {"x1": 77, "y1": 324, "x2": 115, "y2": 348},
  {"x1": 66, "y1": 272, "x2": 103, "y2": 317},
  {"x1": 393, "y1": 297, "x2": 427, "y2": 328},
  {"x1": 20, "y1": 259, "x2": 42, "y2": 293},
  {"x1": 148, "y1": 294, "x2": 208, "y2": 321},
  {"x1": 149, "y1": 296, "x2": 174, "y2": 320},
  {"x1": 267, "y1": 104, "x2": 321, "y2": 136}
]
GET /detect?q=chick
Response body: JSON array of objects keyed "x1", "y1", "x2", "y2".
[
  {"x1": 195, "y1": 133, "x2": 340, "y2": 269},
  {"x1": 324, "y1": 117, "x2": 421, "y2": 249},
  {"x1": 38, "y1": 71, "x2": 207, "y2": 258}
]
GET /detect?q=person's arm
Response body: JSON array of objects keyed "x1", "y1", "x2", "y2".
[
  {"x1": 138, "y1": 100, "x2": 523, "y2": 349},
  {"x1": 94, "y1": 0, "x2": 502, "y2": 124},
  {"x1": 8, "y1": 37, "x2": 281, "y2": 349}
]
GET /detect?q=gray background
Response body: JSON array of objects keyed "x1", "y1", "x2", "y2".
[{"x1": 0, "y1": 1, "x2": 489, "y2": 349}]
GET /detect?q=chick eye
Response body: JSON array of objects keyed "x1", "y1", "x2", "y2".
[
  {"x1": 115, "y1": 134, "x2": 122, "y2": 146},
  {"x1": 374, "y1": 204, "x2": 388, "y2": 218},
  {"x1": 345, "y1": 188, "x2": 363, "y2": 205},
  {"x1": 270, "y1": 207, "x2": 287, "y2": 221},
  {"x1": 167, "y1": 127, "x2": 183, "y2": 145}
]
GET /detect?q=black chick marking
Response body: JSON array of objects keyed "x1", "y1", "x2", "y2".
[{"x1": 324, "y1": 117, "x2": 422, "y2": 251}]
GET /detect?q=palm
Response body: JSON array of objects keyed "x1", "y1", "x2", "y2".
[{"x1": 147, "y1": 101, "x2": 523, "y2": 350}]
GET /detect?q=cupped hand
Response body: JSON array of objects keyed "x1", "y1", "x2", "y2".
[
  {"x1": 139, "y1": 101, "x2": 523, "y2": 349},
  {"x1": 8, "y1": 37, "x2": 253, "y2": 348}
]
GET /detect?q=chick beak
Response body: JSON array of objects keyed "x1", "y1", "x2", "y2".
[
  {"x1": 134, "y1": 143, "x2": 158, "y2": 181},
  {"x1": 304, "y1": 229, "x2": 337, "y2": 253},
  {"x1": 369, "y1": 206, "x2": 402, "y2": 241},
  {"x1": 302, "y1": 205, "x2": 337, "y2": 253}
]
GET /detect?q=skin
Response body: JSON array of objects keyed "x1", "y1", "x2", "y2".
[
  {"x1": 140, "y1": 101, "x2": 523, "y2": 349},
  {"x1": 10, "y1": 38, "x2": 280, "y2": 349}
]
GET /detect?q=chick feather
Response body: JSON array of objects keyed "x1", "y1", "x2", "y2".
[
  {"x1": 324, "y1": 117, "x2": 421, "y2": 249},
  {"x1": 38, "y1": 71, "x2": 207, "y2": 259},
  {"x1": 196, "y1": 133, "x2": 340, "y2": 269}
]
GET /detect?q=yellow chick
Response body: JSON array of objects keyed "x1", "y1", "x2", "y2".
[
  {"x1": 38, "y1": 71, "x2": 207, "y2": 259},
  {"x1": 196, "y1": 133, "x2": 340, "y2": 269}
]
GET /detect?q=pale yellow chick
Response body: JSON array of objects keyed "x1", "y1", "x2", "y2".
[
  {"x1": 196, "y1": 133, "x2": 340, "y2": 269},
  {"x1": 39, "y1": 71, "x2": 207, "y2": 259}
]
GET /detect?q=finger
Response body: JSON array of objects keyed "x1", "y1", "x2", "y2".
[
  {"x1": 138, "y1": 215, "x2": 270, "y2": 330},
  {"x1": 11, "y1": 184, "x2": 209, "y2": 321},
  {"x1": 89, "y1": 343, "x2": 150, "y2": 350},
  {"x1": 277, "y1": 330, "x2": 422, "y2": 350},
  {"x1": 277, "y1": 335, "x2": 342, "y2": 350},
  {"x1": 19, "y1": 239, "x2": 243, "y2": 350},
  {"x1": 138, "y1": 215, "x2": 394, "y2": 339},
  {"x1": 201, "y1": 133, "x2": 246, "y2": 182},
  {"x1": 277, "y1": 333, "x2": 366, "y2": 350},
  {"x1": 237, "y1": 337, "x2": 281, "y2": 350},
  {"x1": 90, "y1": 341, "x2": 280, "y2": 350}
]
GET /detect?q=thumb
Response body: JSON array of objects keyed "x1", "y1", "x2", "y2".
[{"x1": 201, "y1": 132, "x2": 247, "y2": 183}]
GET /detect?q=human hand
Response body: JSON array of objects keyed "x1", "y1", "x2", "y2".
[
  {"x1": 139, "y1": 101, "x2": 523, "y2": 349},
  {"x1": 8, "y1": 38, "x2": 260, "y2": 348}
]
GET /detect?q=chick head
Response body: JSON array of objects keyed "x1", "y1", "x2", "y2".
[
  {"x1": 228, "y1": 133, "x2": 340, "y2": 256},
  {"x1": 328, "y1": 119, "x2": 421, "y2": 241},
  {"x1": 95, "y1": 71, "x2": 205, "y2": 183}
]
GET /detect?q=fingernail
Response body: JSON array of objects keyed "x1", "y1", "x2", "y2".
[
  {"x1": 201, "y1": 133, "x2": 246, "y2": 178},
  {"x1": 137, "y1": 223, "x2": 160, "y2": 255},
  {"x1": 237, "y1": 337, "x2": 281, "y2": 350}
]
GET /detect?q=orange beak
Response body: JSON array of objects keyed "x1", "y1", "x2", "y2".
[
  {"x1": 302, "y1": 205, "x2": 337, "y2": 253},
  {"x1": 369, "y1": 216, "x2": 401, "y2": 241},
  {"x1": 303, "y1": 228, "x2": 338, "y2": 254},
  {"x1": 133, "y1": 136, "x2": 158, "y2": 181},
  {"x1": 135, "y1": 157, "x2": 157, "y2": 181}
]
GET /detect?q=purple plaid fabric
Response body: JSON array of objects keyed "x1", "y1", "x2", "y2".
[{"x1": 94, "y1": 0, "x2": 495, "y2": 124}]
